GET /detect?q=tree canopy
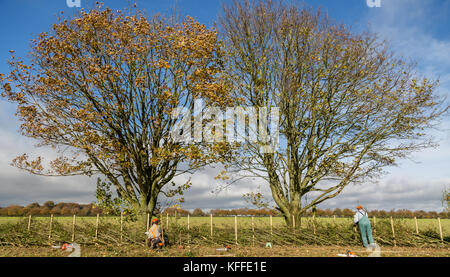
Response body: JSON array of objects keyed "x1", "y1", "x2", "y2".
[
  {"x1": 1, "y1": 2, "x2": 448, "y2": 226},
  {"x1": 1, "y1": 5, "x2": 232, "y2": 219},
  {"x1": 220, "y1": 0, "x2": 448, "y2": 226}
]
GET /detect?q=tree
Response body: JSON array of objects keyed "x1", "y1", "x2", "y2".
[
  {"x1": 61, "y1": 207, "x2": 72, "y2": 216},
  {"x1": 220, "y1": 0, "x2": 447, "y2": 227},
  {"x1": 0, "y1": 208, "x2": 7, "y2": 216},
  {"x1": 5, "y1": 205, "x2": 23, "y2": 216},
  {"x1": 1, "y1": 5, "x2": 230, "y2": 221},
  {"x1": 39, "y1": 207, "x2": 50, "y2": 215},
  {"x1": 192, "y1": 208, "x2": 205, "y2": 216},
  {"x1": 79, "y1": 206, "x2": 92, "y2": 216},
  {"x1": 26, "y1": 202, "x2": 40, "y2": 209},
  {"x1": 94, "y1": 177, "x2": 126, "y2": 216},
  {"x1": 43, "y1": 201, "x2": 55, "y2": 209},
  {"x1": 50, "y1": 206, "x2": 62, "y2": 215},
  {"x1": 29, "y1": 207, "x2": 42, "y2": 215},
  {"x1": 443, "y1": 186, "x2": 449, "y2": 212}
]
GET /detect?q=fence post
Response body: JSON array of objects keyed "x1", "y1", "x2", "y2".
[
  {"x1": 161, "y1": 215, "x2": 165, "y2": 245},
  {"x1": 48, "y1": 214, "x2": 53, "y2": 240},
  {"x1": 292, "y1": 215, "x2": 296, "y2": 229},
  {"x1": 95, "y1": 213, "x2": 99, "y2": 240},
  {"x1": 252, "y1": 216, "x2": 255, "y2": 247},
  {"x1": 234, "y1": 215, "x2": 238, "y2": 245},
  {"x1": 187, "y1": 213, "x2": 191, "y2": 245},
  {"x1": 312, "y1": 214, "x2": 316, "y2": 236},
  {"x1": 71, "y1": 214, "x2": 76, "y2": 242},
  {"x1": 166, "y1": 213, "x2": 169, "y2": 231},
  {"x1": 27, "y1": 215, "x2": 31, "y2": 232},
  {"x1": 438, "y1": 218, "x2": 443, "y2": 243},
  {"x1": 210, "y1": 213, "x2": 213, "y2": 237},
  {"x1": 333, "y1": 215, "x2": 336, "y2": 226},
  {"x1": 414, "y1": 216, "x2": 419, "y2": 234},
  {"x1": 373, "y1": 216, "x2": 376, "y2": 235},
  {"x1": 120, "y1": 211, "x2": 123, "y2": 243},
  {"x1": 390, "y1": 216, "x2": 396, "y2": 247},
  {"x1": 145, "y1": 213, "x2": 150, "y2": 245}
]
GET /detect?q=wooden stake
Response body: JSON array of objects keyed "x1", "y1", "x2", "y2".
[
  {"x1": 390, "y1": 216, "x2": 396, "y2": 247},
  {"x1": 160, "y1": 216, "x2": 165, "y2": 245},
  {"x1": 95, "y1": 213, "x2": 99, "y2": 240},
  {"x1": 292, "y1": 215, "x2": 295, "y2": 229},
  {"x1": 333, "y1": 215, "x2": 336, "y2": 225},
  {"x1": 252, "y1": 216, "x2": 255, "y2": 247},
  {"x1": 145, "y1": 213, "x2": 150, "y2": 246},
  {"x1": 48, "y1": 214, "x2": 53, "y2": 240},
  {"x1": 120, "y1": 211, "x2": 123, "y2": 243},
  {"x1": 414, "y1": 216, "x2": 419, "y2": 234},
  {"x1": 373, "y1": 216, "x2": 376, "y2": 235},
  {"x1": 234, "y1": 215, "x2": 238, "y2": 245},
  {"x1": 187, "y1": 213, "x2": 191, "y2": 245},
  {"x1": 438, "y1": 218, "x2": 443, "y2": 243},
  {"x1": 210, "y1": 213, "x2": 213, "y2": 237},
  {"x1": 71, "y1": 214, "x2": 76, "y2": 242},
  {"x1": 187, "y1": 214, "x2": 190, "y2": 230},
  {"x1": 27, "y1": 215, "x2": 31, "y2": 232},
  {"x1": 312, "y1": 215, "x2": 316, "y2": 235},
  {"x1": 166, "y1": 213, "x2": 169, "y2": 230}
]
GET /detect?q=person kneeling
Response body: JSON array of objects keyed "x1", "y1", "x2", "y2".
[{"x1": 145, "y1": 218, "x2": 164, "y2": 249}]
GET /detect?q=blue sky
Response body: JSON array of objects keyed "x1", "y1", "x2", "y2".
[{"x1": 0, "y1": 0, "x2": 449, "y2": 211}]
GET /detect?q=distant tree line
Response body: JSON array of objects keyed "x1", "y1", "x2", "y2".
[
  {"x1": 0, "y1": 201, "x2": 101, "y2": 216},
  {"x1": 0, "y1": 202, "x2": 448, "y2": 218},
  {"x1": 304, "y1": 208, "x2": 449, "y2": 219},
  {"x1": 162, "y1": 207, "x2": 449, "y2": 219},
  {"x1": 162, "y1": 207, "x2": 279, "y2": 217}
]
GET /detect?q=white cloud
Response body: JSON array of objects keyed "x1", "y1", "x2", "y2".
[
  {"x1": 350, "y1": 0, "x2": 450, "y2": 211},
  {"x1": 0, "y1": 101, "x2": 97, "y2": 206},
  {"x1": 321, "y1": 176, "x2": 449, "y2": 212}
]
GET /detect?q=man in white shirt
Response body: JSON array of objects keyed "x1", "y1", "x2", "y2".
[{"x1": 353, "y1": 205, "x2": 375, "y2": 248}]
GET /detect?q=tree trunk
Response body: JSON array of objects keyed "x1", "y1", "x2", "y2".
[
  {"x1": 135, "y1": 193, "x2": 158, "y2": 225},
  {"x1": 283, "y1": 208, "x2": 302, "y2": 229}
]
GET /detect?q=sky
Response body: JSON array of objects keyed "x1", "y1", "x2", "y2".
[{"x1": 0, "y1": 0, "x2": 449, "y2": 212}]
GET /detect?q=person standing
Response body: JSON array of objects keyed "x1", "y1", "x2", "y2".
[{"x1": 353, "y1": 205, "x2": 375, "y2": 248}]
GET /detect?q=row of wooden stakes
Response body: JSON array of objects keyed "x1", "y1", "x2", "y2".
[{"x1": 24, "y1": 213, "x2": 445, "y2": 246}]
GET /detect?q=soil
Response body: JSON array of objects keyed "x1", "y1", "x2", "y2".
[{"x1": 0, "y1": 244, "x2": 449, "y2": 257}]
